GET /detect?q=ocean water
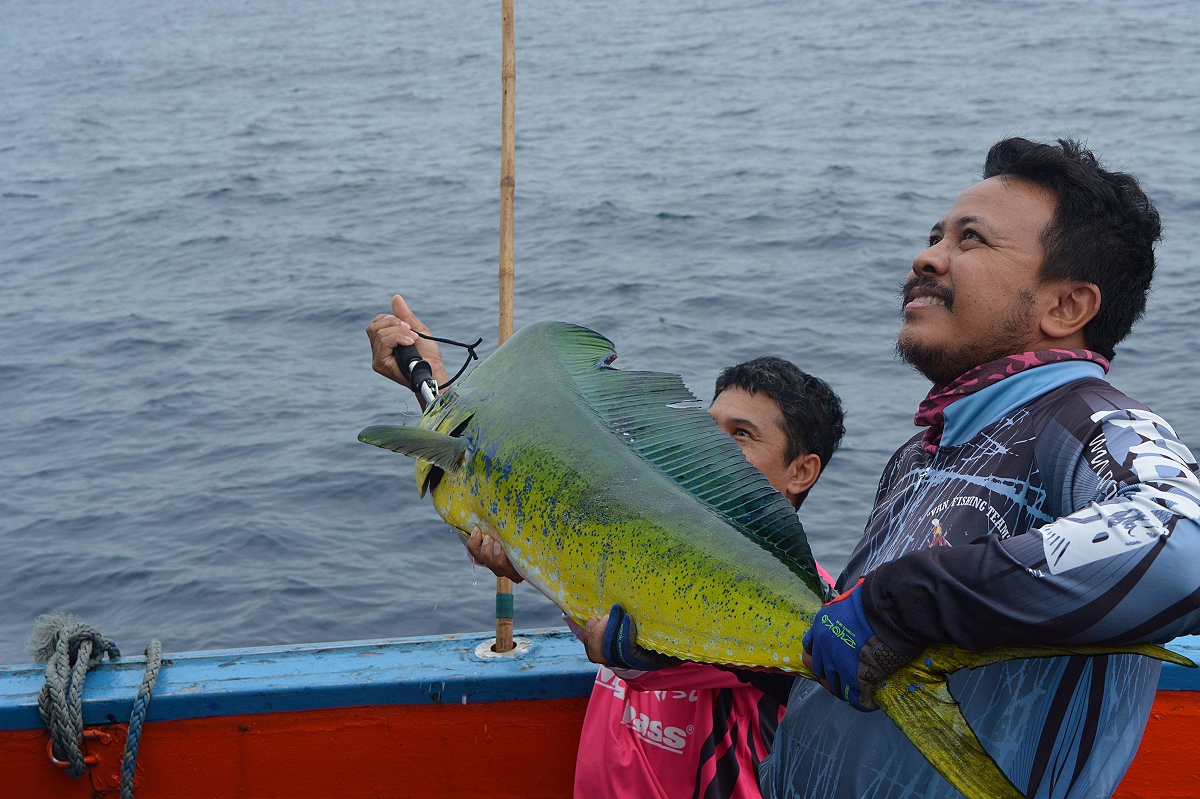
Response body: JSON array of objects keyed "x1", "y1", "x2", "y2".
[{"x1": 1, "y1": 0, "x2": 1198, "y2": 663}]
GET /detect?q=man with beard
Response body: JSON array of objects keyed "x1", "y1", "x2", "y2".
[{"x1": 759, "y1": 138, "x2": 1200, "y2": 798}]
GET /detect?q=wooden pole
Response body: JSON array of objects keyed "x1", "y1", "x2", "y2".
[{"x1": 495, "y1": 0, "x2": 516, "y2": 653}]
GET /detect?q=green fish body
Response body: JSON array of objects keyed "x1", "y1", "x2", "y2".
[{"x1": 361, "y1": 321, "x2": 1192, "y2": 799}]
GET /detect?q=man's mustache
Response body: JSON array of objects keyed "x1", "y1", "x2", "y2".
[{"x1": 902, "y1": 276, "x2": 954, "y2": 311}]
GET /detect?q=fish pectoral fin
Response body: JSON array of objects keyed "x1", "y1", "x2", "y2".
[
  {"x1": 357, "y1": 425, "x2": 470, "y2": 472},
  {"x1": 874, "y1": 660, "x2": 1027, "y2": 799}
]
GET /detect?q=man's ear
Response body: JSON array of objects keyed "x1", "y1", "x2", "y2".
[
  {"x1": 787, "y1": 453, "x2": 822, "y2": 500},
  {"x1": 1041, "y1": 281, "x2": 1101, "y2": 340}
]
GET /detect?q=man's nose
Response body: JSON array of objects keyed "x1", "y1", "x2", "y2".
[{"x1": 911, "y1": 242, "x2": 949, "y2": 276}]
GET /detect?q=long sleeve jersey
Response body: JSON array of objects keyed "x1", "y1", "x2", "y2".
[{"x1": 760, "y1": 360, "x2": 1200, "y2": 799}]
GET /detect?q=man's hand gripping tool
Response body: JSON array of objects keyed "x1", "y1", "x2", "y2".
[{"x1": 394, "y1": 344, "x2": 438, "y2": 406}]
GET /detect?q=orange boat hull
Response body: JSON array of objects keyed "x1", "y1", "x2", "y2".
[
  {"x1": 3, "y1": 630, "x2": 1198, "y2": 798},
  {"x1": 1, "y1": 697, "x2": 589, "y2": 799}
]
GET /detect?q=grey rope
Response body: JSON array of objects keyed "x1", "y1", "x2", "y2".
[
  {"x1": 29, "y1": 612, "x2": 162, "y2": 797},
  {"x1": 29, "y1": 612, "x2": 120, "y2": 777},
  {"x1": 121, "y1": 638, "x2": 162, "y2": 799}
]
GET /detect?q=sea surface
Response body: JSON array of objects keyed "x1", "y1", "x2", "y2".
[{"x1": 2, "y1": 0, "x2": 1198, "y2": 663}]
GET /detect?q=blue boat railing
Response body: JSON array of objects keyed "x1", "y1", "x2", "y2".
[
  {"x1": 3, "y1": 629, "x2": 1198, "y2": 733},
  {"x1": 0, "y1": 627, "x2": 596, "y2": 732}
]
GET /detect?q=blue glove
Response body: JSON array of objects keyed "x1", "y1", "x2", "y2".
[
  {"x1": 802, "y1": 578, "x2": 898, "y2": 712},
  {"x1": 601, "y1": 604, "x2": 679, "y2": 671}
]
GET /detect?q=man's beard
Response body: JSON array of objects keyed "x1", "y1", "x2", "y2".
[{"x1": 896, "y1": 288, "x2": 1039, "y2": 386}]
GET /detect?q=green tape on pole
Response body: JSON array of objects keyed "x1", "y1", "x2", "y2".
[{"x1": 495, "y1": 593, "x2": 514, "y2": 619}]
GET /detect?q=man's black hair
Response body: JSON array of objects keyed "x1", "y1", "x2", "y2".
[
  {"x1": 714, "y1": 356, "x2": 845, "y2": 506},
  {"x1": 983, "y1": 138, "x2": 1162, "y2": 360}
]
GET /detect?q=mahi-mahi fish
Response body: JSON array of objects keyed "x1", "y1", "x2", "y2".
[{"x1": 359, "y1": 321, "x2": 1192, "y2": 799}]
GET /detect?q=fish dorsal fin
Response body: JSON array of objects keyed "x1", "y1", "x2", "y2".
[
  {"x1": 534, "y1": 322, "x2": 827, "y2": 596},
  {"x1": 358, "y1": 426, "x2": 470, "y2": 472}
]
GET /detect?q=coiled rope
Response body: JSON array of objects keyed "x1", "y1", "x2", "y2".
[{"x1": 29, "y1": 612, "x2": 162, "y2": 797}]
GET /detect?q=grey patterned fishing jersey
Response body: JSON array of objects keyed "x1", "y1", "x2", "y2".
[{"x1": 762, "y1": 360, "x2": 1200, "y2": 799}]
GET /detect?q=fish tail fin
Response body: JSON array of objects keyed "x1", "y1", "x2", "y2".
[
  {"x1": 357, "y1": 426, "x2": 470, "y2": 472},
  {"x1": 875, "y1": 641, "x2": 1195, "y2": 799},
  {"x1": 874, "y1": 659, "x2": 1028, "y2": 799}
]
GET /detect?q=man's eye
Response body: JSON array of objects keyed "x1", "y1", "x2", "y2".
[
  {"x1": 928, "y1": 234, "x2": 942, "y2": 246},
  {"x1": 963, "y1": 229, "x2": 985, "y2": 243}
]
